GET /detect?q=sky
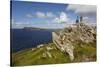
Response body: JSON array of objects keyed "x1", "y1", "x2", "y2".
[{"x1": 11, "y1": 0, "x2": 96, "y2": 29}]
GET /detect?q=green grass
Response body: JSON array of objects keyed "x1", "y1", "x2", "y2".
[
  {"x1": 12, "y1": 43, "x2": 71, "y2": 66},
  {"x1": 12, "y1": 42, "x2": 96, "y2": 66},
  {"x1": 74, "y1": 42, "x2": 96, "y2": 62}
]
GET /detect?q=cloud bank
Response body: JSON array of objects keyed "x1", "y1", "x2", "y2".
[
  {"x1": 67, "y1": 4, "x2": 96, "y2": 17},
  {"x1": 67, "y1": 4, "x2": 96, "y2": 23},
  {"x1": 26, "y1": 11, "x2": 71, "y2": 24}
]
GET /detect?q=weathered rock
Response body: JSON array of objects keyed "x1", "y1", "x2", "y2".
[
  {"x1": 31, "y1": 48, "x2": 35, "y2": 51},
  {"x1": 52, "y1": 22, "x2": 96, "y2": 61},
  {"x1": 46, "y1": 47, "x2": 53, "y2": 51},
  {"x1": 37, "y1": 44, "x2": 43, "y2": 48},
  {"x1": 46, "y1": 51, "x2": 52, "y2": 58}
]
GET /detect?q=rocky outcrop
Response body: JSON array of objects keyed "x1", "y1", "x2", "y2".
[{"x1": 52, "y1": 22, "x2": 96, "y2": 61}]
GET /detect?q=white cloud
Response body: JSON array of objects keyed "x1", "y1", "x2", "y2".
[
  {"x1": 11, "y1": 20, "x2": 31, "y2": 29},
  {"x1": 46, "y1": 12, "x2": 55, "y2": 18},
  {"x1": 12, "y1": 22, "x2": 23, "y2": 29},
  {"x1": 83, "y1": 16, "x2": 89, "y2": 21},
  {"x1": 35, "y1": 11, "x2": 55, "y2": 18},
  {"x1": 83, "y1": 17, "x2": 96, "y2": 23},
  {"x1": 59, "y1": 12, "x2": 69, "y2": 23},
  {"x1": 53, "y1": 17, "x2": 60, "y2": 23},
  {"x1": 26, "y1": 14, "x2": 33, "y2": 18},
  {"x1": 53, "y1": 12, "x2": 70, "y2": 23},
  {"x1": 67, "y1": 4, "x2": 96, "y2": 17},
  {"x1": 67, "y1": 4, "x2": 96, "y2": 24},
  {"x1": 36, "y1": 11, "x2": 46, "y2": 18},
  {"x1": 26, "y1": 12, "x2": 55, "y2": 19}
]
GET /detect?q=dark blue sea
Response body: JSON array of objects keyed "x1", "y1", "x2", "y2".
[{"x1": 11, "y1": 29, "x2": 54, "y2": 52}]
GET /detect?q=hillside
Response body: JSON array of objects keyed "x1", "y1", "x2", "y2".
[
  {"x1": 12, "y1": 22, "x2": 96, "y2": 66},
  {"x1": 12, "y1": 43, "x2": 70, "y2": 66},
  {"x1": 12, "y1": 42, "x2": 96, "y2": 66}
]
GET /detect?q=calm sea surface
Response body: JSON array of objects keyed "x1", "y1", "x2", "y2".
[{"x1": 11, "y1": 29, "x2": 54, "y2": 52}]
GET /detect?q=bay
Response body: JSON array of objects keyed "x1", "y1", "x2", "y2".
[{"x1": 11, "y1": 29, "x2": 54, "y2": 52}]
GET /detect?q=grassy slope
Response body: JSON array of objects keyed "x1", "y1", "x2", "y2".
[{"x1": 12, "y1": 42, "x2": 96, "y2": 66}]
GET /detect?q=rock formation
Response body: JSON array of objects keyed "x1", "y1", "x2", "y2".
[{"x1": 52, "y1": 22, "x2": 96, "y2": 61}]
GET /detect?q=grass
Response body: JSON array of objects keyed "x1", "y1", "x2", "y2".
[
  {"x1": 74, "y1": 42, "x2": 96, "y2": 62},
  {"x1": 11, "y1": 42, "x2": 96, "y2": 66}
]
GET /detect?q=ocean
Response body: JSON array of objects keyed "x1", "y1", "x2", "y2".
[{"x1": 11, "y1": 29, "x2": 54, "y2": 52}]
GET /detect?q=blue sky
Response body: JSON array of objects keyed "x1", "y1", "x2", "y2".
[{"x1": 11, "y1": 0, "x2": 96, "y2": 29}]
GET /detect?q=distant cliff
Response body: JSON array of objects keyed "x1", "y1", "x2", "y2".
[
  {"x1": 23, "y1": 27, "x2": 62, "y2": 31},
  {"x1": 23, "y1": 27, "x2": 44, "y2": 30}
]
